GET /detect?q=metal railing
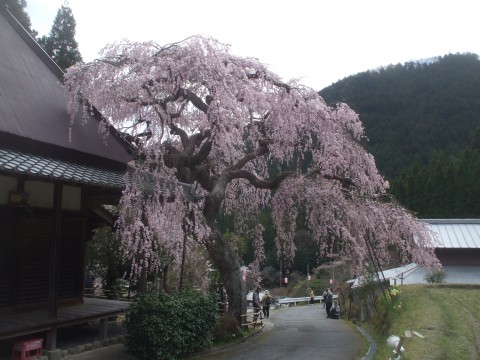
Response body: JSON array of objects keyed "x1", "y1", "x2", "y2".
[{"x1": 277, "y1": 295, "x2": 338, "y2": 306}]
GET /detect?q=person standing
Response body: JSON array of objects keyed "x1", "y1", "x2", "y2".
[
  {"x1": 325, "y1": 288, "x2": 333, "y2": 317},
  {"x1": 322, "y1": 288, "x2": 328, "y2": 308},
  {"x1": 308, "y1": 288, "x2": 315, "y2": 306},
  {"x1": 253, "y1": 286, "x2": 262, "y2": 321},
  {"x1": 217, "y1": 283, "x2": 228, "y2": 313},
  {"x1": 262, "y1": 290, "x2": 272, "y2": 318}
]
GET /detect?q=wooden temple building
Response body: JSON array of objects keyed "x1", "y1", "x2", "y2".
[{"x1": 0, "y1": 5, "x2": 135, "y2": 356}]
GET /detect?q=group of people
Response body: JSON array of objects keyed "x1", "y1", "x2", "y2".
[
  {"x1": 219, "y1": 284, "x2": 340, "y2": 320},
  {"x1": 322, "y1": 288, "x2": 340, "y2": 319},
  {"x1": 308, "y1": 287, "x2": 340, "y2": 319},
  {"x1": 252, "y1": 286, "x2": 273, "y2": 319}
]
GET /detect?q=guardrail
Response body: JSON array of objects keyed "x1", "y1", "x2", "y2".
[{"x1": 277, "y1": 295, "x2": 338, "y2": 306}]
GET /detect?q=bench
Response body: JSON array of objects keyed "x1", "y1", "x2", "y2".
[{"x1": 241, "y1": 310, "x2": 263, "y2": 329}]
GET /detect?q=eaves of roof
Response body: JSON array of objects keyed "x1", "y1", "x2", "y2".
[
  {"x1": 0, "y1": 148, "x2": 202, "y2": 200},
  {"x1": 421, "y1": 219, "x2": 480, "y2": 249},
  {"x1": 0, "y1": 148, "x2": 124, "y2": 189}
]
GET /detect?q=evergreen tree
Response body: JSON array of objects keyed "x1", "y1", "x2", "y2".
[
  {"x1": 38, "y1": 4, "x2": 82, "y2": 71},
  {"x1": 3, "y1": 0, "x2": 37, "y2": 37},
  {"x1": 391, "y1": 129, "x2": 480, "y2": 218},
  {"x1": 320, "y1": 53, "x2": 480, "y2": 179}
]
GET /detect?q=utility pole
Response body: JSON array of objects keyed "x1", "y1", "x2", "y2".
[
  {"x1": 307, "y1": 264, "x2": 310, "y2": 291},
  {"x1": 279, "y1": 259, "x2": 282, "y2": 287}
]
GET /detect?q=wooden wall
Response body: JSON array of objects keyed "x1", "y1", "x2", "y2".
[{"x1": 0, "y1": 208, "x2": 85, "y2": 312}]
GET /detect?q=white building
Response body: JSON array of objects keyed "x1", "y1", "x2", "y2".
[{"x1": 350, "y1": 219, "x2": 480, "y2": 287}]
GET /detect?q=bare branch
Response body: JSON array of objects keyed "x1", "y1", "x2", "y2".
[
  {"x1": 307, "y1": 167, "x2": 358, "y2": 190},
  {"x1": 227, "y1": 169, "x2": 295, "y2": 190},
  {"x1": 247, "y1": 71, "x2": 292, "y2": 93},
  {"x1": 225, "y1": 143, "x2": 269, "y2": 173}
]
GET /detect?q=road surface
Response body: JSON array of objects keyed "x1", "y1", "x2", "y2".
[{"x1": 195, "y1": 305, "x2": 364, "y2": 360}]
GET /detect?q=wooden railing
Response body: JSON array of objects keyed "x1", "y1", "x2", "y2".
[
  {"x1": 241, "y1": 309, "x2": 263, "y2": 329},
  {"x1": 84, "y1": 288, "x2": 135, "y2": 301}
]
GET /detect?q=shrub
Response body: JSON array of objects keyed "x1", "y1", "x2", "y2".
[
  {"x1": 425, "y1": 269, "x2": 446, "y2": 283},
  {"x1": 370, "y1": 287, "x2": 402, "y2": 335},
  {"x1": 371, "y1": 301, "x2": 392, "y2": 335},
  {"x1": 125, "y1": 289, "x2": 218, "y2": 360}
]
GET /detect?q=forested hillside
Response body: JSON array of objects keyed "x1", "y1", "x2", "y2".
[
  {"x1": 319, "y1": 53, "x2": 480, "y2": 180},
  {"x1": 389, "y1": 130, "x2": 480, "y2": 218}
]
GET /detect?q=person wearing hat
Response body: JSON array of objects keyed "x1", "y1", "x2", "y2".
[{"x1": 262, "y1": 290, "x2": 272, "y2": 318}]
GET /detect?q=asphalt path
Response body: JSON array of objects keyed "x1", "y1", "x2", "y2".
[{"x1": 194, "y1": 305, "x2": 364, "y2": 360}]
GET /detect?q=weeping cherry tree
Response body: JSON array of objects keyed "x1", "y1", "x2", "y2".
[{"x1": 64, "y1": 36, "x2": 439, "y2": 319}]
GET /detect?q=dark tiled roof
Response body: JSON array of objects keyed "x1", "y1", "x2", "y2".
[
  {"x1": 0, "y1": 148, "x2": 124, "y2": 189},
  {"x1": 0, "y1": 148, "x2": 202, "y2": 198}
]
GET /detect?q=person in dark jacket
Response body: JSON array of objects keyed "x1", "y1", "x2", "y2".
[
  {"x1": 217, "y1": 283, "x2": 228, "y2": 312},
  {"x1": 325, "y1": 288, "x2": 333, "y2": 316},
  {"x1": 253, "y1": 286, "x2": 262, "y2": 321}
]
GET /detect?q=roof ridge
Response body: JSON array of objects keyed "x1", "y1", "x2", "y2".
[
  {"x1": 0, "y1": 4, "x2": 64, "y2": 81},
  {"x1": 421, "y1": 219, "x2": 480, "y2": 224}
]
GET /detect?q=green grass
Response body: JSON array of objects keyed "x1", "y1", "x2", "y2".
[{"x1": 367, "y1": 284, "x2": 480, "y2": 360}]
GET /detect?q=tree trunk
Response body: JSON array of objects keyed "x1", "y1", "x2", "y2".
[
  {"x1": 137, "y1": 266, "x2": 148, "y2": 294},
  {"x1": 206, "y1": 229, "x2": 246, "y2": 320}
]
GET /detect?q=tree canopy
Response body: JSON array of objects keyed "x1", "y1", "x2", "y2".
[
  {"x1": 38, "y1": 4, "x2": 82, "y2": 71},
  {"x1": 3, "y1": 0, "x2": 37, "y2": 37},
  {"x1": 390, "y1": 129, "x2": 480, "y2": 218},
  {"x1": 64, "y1": 36, "x2": 438, "y2": 318}
]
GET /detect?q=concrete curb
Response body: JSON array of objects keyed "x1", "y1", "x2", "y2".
[
  {"x1": 61, "y1": 335, "x2": 126, "y2": 358},
  {"x1": 357, "y1": 326, "x2": 377, "y2": 360}
]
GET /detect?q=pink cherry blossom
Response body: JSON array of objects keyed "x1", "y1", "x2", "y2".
[{"x1": 64, "y1": 36, "x2": 439, "y2": 318}]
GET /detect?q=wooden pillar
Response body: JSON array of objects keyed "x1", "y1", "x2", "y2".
[
  {"x1": 47, "y1": 183, "x2": 62, "y2": 350},
  {"x1": 46, "y1": 326, "x2": 57, "y2": 350},
  {"x1": 99, "y1": 319, "x2": 108, "y2": 340}
]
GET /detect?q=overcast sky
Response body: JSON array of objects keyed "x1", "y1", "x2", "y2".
[{"x1": 26, "y1": 0, "x2": 480, "y2": 90}]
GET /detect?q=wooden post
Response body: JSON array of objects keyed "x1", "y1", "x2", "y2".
[
  {"x1": 48, "y1": 183, "x2": 62, "y2": 320},
  {"x1": 99, "y1": 319, "x2": 108, "y2": 340},
  {"x1": 47, "y1": 184, "x2": 62, "y2": 351},
  {"x1": 46, "y1": 326, "x2": 57, "y2": 351},
  {"x1": 395, "y1": 336, "x2": 404, "y2": 355}
]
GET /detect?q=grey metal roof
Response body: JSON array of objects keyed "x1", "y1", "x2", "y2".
[
  {"x1": 421, "y1": 219, "x2": 480, "y2": 249},
  {"x1": 349, "y1": 263, "x2": 422, "y2": 288},
  {"x1": 0, "y1": 148, "x2": 124, "y2": 188}
]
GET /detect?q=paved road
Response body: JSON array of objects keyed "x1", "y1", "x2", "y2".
[
  {"x1": 61, "y1": 305, "x2": 364, "y2": 360},
  {"x1": 194, "y1": 305, "x2": 364, "y2": 360}
]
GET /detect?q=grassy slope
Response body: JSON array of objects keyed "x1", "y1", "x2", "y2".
[{"x1": 370, "y1": 284, "x2": 480, "y2": 360}]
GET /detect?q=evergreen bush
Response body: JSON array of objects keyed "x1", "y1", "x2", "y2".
[
  {"x1": 125, "y1": 289, "x2": 218, "y2": 360},
  {"x1": 425, "y1": 270, "x2": 447, "y2": 283}
]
